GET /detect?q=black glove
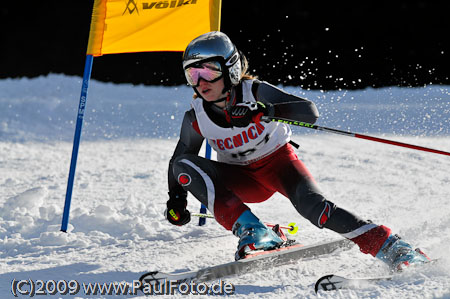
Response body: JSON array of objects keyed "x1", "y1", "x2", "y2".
[
  {"x1": 165, "y1": 192, "x2": 191, "y2": 226},
  {"x1": 229, "y1": 101, "x2": 271, "y2": 127}
]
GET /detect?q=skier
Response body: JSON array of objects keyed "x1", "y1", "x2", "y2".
[{"x1": 164, "y1": 31, "x2": 430, "y2": 270}]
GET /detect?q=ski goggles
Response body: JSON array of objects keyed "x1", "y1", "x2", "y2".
[{"x1": 184, "y1": 61, "x2": 223, "y2": 87}]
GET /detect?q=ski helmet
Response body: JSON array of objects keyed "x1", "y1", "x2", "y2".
[{"x1": 182, "y1": 31, "x2": 242, "y2": 89}]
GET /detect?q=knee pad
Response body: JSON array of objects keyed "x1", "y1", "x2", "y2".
[
  {"x1": 289, "y1": 183, "x2": 336, "y2": 228},
  {"x1": 172, "y1": 155, "x2": 218, "y2": 214},
  {"x1": 308, "y1": 200, "x2": 336, "y2": 229},
  {"x1": 317, "y1": 201, "x2": 336, "y2": 228},
  {"x1": 172, "y1": 154, "x2": 193, "y2": 179}
]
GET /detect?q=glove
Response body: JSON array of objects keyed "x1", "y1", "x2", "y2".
[
  {"x1": 229, "y1": 101, "x2": 271, "y2": 127},
  {"x1": 165, "y1": 193, "x2": 191, "y2": 226}
]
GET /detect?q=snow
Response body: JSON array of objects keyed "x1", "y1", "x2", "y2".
[{"x1": 0, "y1": 74, "x2": 449, "y2": 298}]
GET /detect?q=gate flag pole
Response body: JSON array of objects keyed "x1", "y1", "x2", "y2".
[{"x1": 61, "y1": 55, "x2": 94, "y2": 232}]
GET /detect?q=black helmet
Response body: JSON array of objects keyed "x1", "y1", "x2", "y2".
[{"x1": 182, "y1": 31, "x2": 242, "y2": 88}]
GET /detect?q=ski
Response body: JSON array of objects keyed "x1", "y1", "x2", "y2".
[
  {"x1": 140, "y1": 238, "x2": 353, "y2": 287},
  {"x1": 314, "y1": 274, "x2": 393, "y2": 293}
]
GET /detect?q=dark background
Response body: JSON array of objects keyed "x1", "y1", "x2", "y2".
[{"x1": 1, "y1": 1, "x2": 449, "y2": 90}]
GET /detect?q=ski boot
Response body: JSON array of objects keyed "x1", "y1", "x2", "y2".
[
  {"x1": 375, "y1": 234, "x2": 431, "y2": 271},
  {"x1": 232, "y1": 210, "x2": 286, "y2": 260}
]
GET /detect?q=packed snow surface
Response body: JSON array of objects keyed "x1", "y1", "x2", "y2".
[{"x1": 1, "y1": 75, "x2": 449, "y2": 298}]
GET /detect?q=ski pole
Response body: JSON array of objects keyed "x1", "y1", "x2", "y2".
[
  {"x1": 191, "y1": 213, "x2": 299, "y2": 234},
  {"x1": 191, "y1": 213, "x2": 214, "y2": 218},
  {"x1": 261, "y1": 116, "x2": 450, "y2": 157},
  {"x1": 191, "y1": 212, "x2": 214, "y2": 219}
]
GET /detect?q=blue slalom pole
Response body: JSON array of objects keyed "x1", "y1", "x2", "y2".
[
  {"x1": 198, "y1": 143, "x2": 212, "y2": 226},
  {"x1": 61, "y1": 55, "x2": 94, "y2": 232}
]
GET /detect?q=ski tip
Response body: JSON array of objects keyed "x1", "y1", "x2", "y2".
[
  {"x1": 314, "y1": 275, "x2": 333, "y2": 294},
  {"x1": 314, "y1": 274, "x2": 333, "y2": 293},
  {"x1": 138, "y1": 271, "x2": 160, "y2": 289},
  {"x1": 315, "y1": 273, "x2": 395, "y2": 292},
  {"x1": 139, "y1": 271, "x2": 158, "y2": 281}
]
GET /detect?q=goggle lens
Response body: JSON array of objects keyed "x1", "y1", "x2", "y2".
[{"x1": 185, "y1": 61, "x2": 223, "y2": 86}]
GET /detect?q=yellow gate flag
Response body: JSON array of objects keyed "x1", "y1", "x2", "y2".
[{"x1": 87, "y1": 0, "x2": 221, "y2": 56}]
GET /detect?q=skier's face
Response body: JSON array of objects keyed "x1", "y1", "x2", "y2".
[{"x1": 197, "y1": 77, "x2": 227, "y2": 104}]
